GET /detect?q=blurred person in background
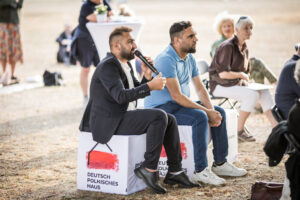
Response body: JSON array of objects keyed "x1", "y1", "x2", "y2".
[
  {"x1": 275, "y1": 43, "x2": 300, "y2": 120},
  {"x1": 71, "y1": 0, "x2": 112, "y2": 107},
  {"x1": 56, "y1": 24, "x2": 75, "y2": 65},
  {"x1": 285, "y1": 43, "x2": 300, "y2": 65},
  {"x1": 0, "y1": 0, "x2": 23, "y2": 86},
  {"x1": 209, "y1": 16, "x2": 278, "y2": 142},
  {"x1": 283, "y1": 59, "x2": 300, "y2": 200}
]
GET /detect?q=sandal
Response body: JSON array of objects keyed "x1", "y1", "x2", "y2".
[
  {"x1": 10, "y1": 76, "x2": 19, "y2": 85},
  {"x1": 238, "y1": 129, "x2": 256, "y2": 142}
]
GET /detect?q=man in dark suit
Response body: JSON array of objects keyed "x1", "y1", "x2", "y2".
[{"x1": 79, "y1": 26, "x2": 199, "y2": 194}]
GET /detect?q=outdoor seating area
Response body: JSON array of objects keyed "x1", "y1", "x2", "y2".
[{"x1": 1, "y1": 0, "x2": 299, "y2": 199}]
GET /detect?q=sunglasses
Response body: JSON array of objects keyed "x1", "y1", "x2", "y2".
[{"x1": 237, "y1": 16, "x2": 248, "y2": 23}]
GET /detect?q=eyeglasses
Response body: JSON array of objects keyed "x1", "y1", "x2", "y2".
[{"x1": 237, "y1": 16, "x2": 248, "y2": 23}]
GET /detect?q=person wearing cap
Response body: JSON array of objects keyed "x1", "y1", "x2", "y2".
[{"x1": 209, "y1": 15, "x2": 278, "y2": 142}]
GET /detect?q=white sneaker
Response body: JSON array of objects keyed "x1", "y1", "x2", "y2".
[
  {"x1": 212, "y1": 162, "x2": 247, "y2": 177},
  {"x1": 191, "y1": 167, "x2": 226, "y2": 186}
]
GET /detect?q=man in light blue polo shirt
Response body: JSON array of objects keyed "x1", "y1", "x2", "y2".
[{"x1": 145, "y1": 21, "x2": 247, "y2": 186}]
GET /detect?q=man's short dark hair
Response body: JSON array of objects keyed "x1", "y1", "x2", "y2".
[
  {"x1": 109, "y1": 26, "x2": 132, "y2": 49},
  {"x1": 169, "y1": 21, "x2": 192, "y2": 44}
]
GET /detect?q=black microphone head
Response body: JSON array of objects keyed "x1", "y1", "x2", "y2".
[{"x1": 134, "y1": 50, "x2": 142, "y2": 57}]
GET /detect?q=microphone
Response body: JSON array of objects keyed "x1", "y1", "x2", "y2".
[{"x1": 134, "y1": 50, "x2": 159, "y2": 75}]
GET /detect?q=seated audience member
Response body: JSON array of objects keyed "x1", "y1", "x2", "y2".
[
  {"x1": 275, "y1": 45, "x2": 300, "y2": 120},
  {"x1": 285, "y1": 43, "x2": 300, "y2": 65},
  {"x1": 209, "y1": 16, "x2": 277, "y2": 142},
  {"x1": 145, "y1": 21, "x2": 247, "y2": 186},
  {"x1": 210, "y1": 12, "x2": 277, "y2": 85},
  {"x1": 119, "y1": 4, "x2": 135, "y2": 16},
  {"x1": 56, "y1": 24, "x2": 73, "y2": 65},
  {"x1": 249, "y1": 57, "x2": 277, "y2": 84},
  {"x1": 79, "y1": 26, "x2": 199, "y2": 194},
  {"x1": 210, "y1": 11, "x2": 235, "y2": 58},
  {"x1": 284, "y1": 59, "x2": 300, "y2": 200},
  {"x1": 265, "y1": 61, "x2": 300, "y2": 200}
]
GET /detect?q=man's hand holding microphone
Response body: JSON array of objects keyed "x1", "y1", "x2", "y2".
[{"x1": 136, "y1": 50, "x2": 166, "y2": 91}]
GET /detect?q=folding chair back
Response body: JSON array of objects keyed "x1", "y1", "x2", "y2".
[
  {"x1": 196, "y1": 59, "x2": 239, "y2": 110},
  {"x1": 271, "y1": 105, "x2": 284, "y2": 122}
]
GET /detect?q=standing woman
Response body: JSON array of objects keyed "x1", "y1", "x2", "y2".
[
  {"x1": 209, "y1": 16, "x2": 277, "y2": 142},
  {"x1": 0, "y1": 0, "x2": 23, "y2": 85},
  {"x1": 71, "y1": 0, "x2": 112, "y2": 106}
]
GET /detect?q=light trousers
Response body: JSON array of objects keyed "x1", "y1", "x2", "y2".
[{"x1": 213, "y1": 84, "x2": 274, "y2": 112}]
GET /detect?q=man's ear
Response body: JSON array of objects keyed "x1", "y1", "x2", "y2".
[
  {"x1": 173, "y1": 36, "x2": 178, "y2": 44},
  {"x1": 116, "y1": 42, "x2": 121, "y2": 51},
  {"x1": 113, "y1": 42, "x2": 121, "y2": 51},
  {"x1": 174, "y1": 36, "x2": 181, "y2": 45}
]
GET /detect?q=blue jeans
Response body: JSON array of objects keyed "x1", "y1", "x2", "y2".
[{"x1": 157, "y1": 101, "x2": 228, "y2": 171}]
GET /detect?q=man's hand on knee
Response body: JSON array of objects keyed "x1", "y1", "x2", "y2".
[{"x1": 207, "y1": 109, "x2": 222, "y2": 127}]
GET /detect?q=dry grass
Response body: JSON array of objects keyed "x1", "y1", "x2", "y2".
[{"x1": 1, "y1": 0, "x2": 299, "y2": 199}]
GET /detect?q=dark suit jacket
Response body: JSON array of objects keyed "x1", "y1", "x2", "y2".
[{"x1": 79, "y1": 53, "x2": 151, "y2": 144}]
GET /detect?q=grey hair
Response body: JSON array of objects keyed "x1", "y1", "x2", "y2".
[
  {"x1": 295, "y1": 60, "x2": 300, "y2": 86},
  {"x1": 235, "y1": 16, "x2": 255, "y2": 30}
]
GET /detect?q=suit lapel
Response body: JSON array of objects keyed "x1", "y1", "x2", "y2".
[{"x1": 110, "y1": 54, "x2": 129, "y2": 89}]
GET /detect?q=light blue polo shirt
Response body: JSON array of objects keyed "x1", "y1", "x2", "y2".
[{"x1": 144, "y1": 45, "x2": 199, "y2": 108}]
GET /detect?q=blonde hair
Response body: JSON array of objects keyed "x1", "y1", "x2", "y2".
[{"x1": 213, "y1": 11, "x2": 235, "y2": 35}]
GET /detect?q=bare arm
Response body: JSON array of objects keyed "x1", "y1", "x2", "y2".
[
  {"x1": 219, "y1": 71, "x2": 249, "y2": 81},
  {"x1": 166, "y1": 78, "x2": 208, "y2": 111},
  {"x1": 86, "y1": 13, "x2": 97, "y2": 22},
  {"x1": 192, "y1": 75, "x2": 213, "y2": 109}
]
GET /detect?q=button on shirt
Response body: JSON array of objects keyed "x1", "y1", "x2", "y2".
[
  {"x1": 118, "y1": 60, "x2": 136, "y2": 111},
  {"x1": 144, "y1": 45, "x2": 199, "y2": 108}
]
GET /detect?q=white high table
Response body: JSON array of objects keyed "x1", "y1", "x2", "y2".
[{"x1": 86, "y1": 17, "x2": 144, "y2": 60}]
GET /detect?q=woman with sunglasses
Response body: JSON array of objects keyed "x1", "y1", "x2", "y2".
[
  {"x1": 209, "y1": 16, "x2": 277, "y2": 142},
  {"x1": 210, "y1": 13, "x2": 277, "y2": 87}
]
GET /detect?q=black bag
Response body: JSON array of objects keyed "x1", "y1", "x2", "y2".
[
  {"x1": 43, "y1": 70, "x2": 63, "y2": 86},
  {"x1": 250, "y1": 181, "x2": 283, "y2": 200}
]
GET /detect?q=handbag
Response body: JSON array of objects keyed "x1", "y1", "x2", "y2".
[
  {"x1": 250, "y1": 181, "x2": 283, "y2": 200},
  {"x1": 43, "y1": 70, "x2": 63, "y2": 86}
]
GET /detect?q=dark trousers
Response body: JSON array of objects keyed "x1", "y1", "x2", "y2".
[{"x1": 115, "y1": 108, "x2": 182, "y2": 172}]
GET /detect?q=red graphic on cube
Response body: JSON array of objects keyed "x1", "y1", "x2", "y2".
[
  {"x1": 86, "y1": 151, "x2": 119, "y2": 171},
  {"x1": 160, "y1": 143, "x2": 187, "y2": 159}
]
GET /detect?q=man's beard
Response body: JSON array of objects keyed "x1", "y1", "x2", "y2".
[
  {"x1": 181, "y1": 45, "x2": 196, "y2": 54},
  {"x1": 120, "y1": 47, "x2": 135, "y2": 60}
]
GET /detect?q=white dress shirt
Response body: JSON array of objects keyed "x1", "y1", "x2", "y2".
[{"x1": 118, "y1": 60, "x2": 136, "y2": 111}]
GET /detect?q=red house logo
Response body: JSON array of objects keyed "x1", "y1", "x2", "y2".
[
  {"x1": 160, "y1": 143, "x2": 187, "y2": 159},
  {"x1": 86, "y1": 151, "x2": 119, "y2": 171}
]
